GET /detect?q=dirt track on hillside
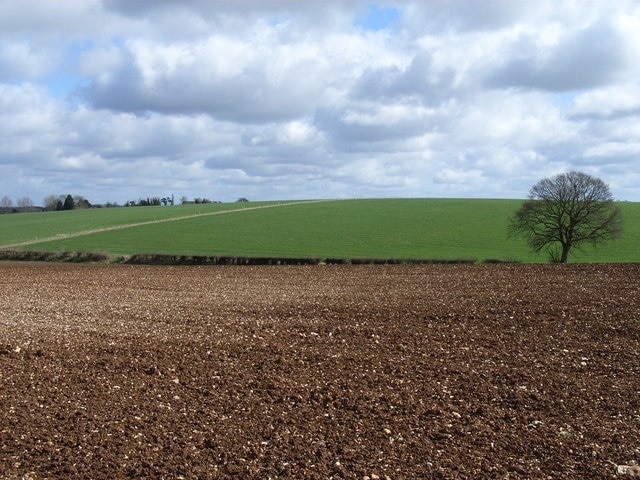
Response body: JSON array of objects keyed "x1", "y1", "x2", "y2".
[
  {"x1": 0, "y1": 200, "x2": 330, "y2": 250},
  {"x1": 1, "y1": 263, "x2": 639, "y2": 479}
]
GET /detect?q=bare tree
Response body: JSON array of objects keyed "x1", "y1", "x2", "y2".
[
  {"x1": 0, "y1": 196, "x2": 12, "y2": 208},
  {"x1": 16, "y1": 197, "x2": 33, "y2": 208},
  {"x1": 509, "y1": 171, "x2": 623, "y2": 263},
  {"x1": 43, "y1": 194, "x2": 59, "y2": 211}
]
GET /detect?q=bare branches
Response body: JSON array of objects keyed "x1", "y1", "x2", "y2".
[{"x1": 509, "y1": 172, "x2": 623, "y2": 263}]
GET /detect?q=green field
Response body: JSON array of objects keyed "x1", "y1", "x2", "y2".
[{"x1": 0, "y1": 199, "x2": 638, "y2": 263}]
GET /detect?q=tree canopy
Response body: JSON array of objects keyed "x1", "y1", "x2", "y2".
[{"x1": 509, "y1": 171, "x2": 623, "y2": 263}]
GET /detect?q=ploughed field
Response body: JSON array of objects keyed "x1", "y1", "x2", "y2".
[{"x1": 1, "y1": 263, "x2": 638, "y2": 479}]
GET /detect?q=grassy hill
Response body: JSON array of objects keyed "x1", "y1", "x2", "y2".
[{"x1": 0, "y1": 198, "x2": 638, "y2": 263}]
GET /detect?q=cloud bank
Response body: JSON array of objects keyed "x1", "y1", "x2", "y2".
[{"x1": 1, "y1": 0, "x2": 639, "y2": 203}]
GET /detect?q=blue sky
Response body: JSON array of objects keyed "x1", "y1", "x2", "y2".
[
  {"x1": 354, "y1": 3, "x2": 401, "y2": 30},
  {"x1": 44, "y1": 40, "x2": 93, "y2": 98},
  {"x1": 1, "y1": 0, "x2": 639, "y2": 205}
]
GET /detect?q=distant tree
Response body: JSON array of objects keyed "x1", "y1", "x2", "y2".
[
  {"x1": 73, "y1": 195, "x2": 91, "y2": 209},
  {"x1": 43, "y1": 195, "x2": 59, "y2": 211},
  {"x1": 0, "y1": 196, "x2": 12, "y2": 208},
  {"x1": 63, "y1": 194, "x2": 75, "y2": 210},
  {"x1": 236, "y1": 197, "x2": 249, "y2": 203},
  {"x1": 509, "y1": 171, "x2": 623, "y2": 263},
  {"x1": 16, "y1": 197, "x2": 33, "y2": 208}
]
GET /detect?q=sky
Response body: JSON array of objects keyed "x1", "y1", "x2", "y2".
[{"x1": 1, "y1": 0, "x2": 639, "y2": 205}]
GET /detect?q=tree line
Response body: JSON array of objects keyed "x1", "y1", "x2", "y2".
[
  {"x1": 0, "y1": 196, "x2": 36, "y2": 212},
  {"x1": 42, "y1": 194, "x2": 92, "y2": 211},
  {"x1": 1, "y1": 193, "x2": 224, "y2": 213},
  {"x1": 1, "y1": 194, "x2": 93, "y2": 212},
  {"x1": 125, "y1": 195, "x2": 220, "y2": 206}
]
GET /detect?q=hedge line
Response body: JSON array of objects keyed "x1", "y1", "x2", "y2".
[
  {"x1": 0, "y1": 250, "x2": 108, "y2": 263},
  {"x1": 121, "y1": 253, "x2": 478, "y2": 265},
  {"x1": 0, "y1": 250, "x2": 483, "y2": 265}
]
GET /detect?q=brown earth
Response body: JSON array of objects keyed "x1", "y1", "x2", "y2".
[{"x1": 0, "y1": 262, "x2": 638, "y2": 479}]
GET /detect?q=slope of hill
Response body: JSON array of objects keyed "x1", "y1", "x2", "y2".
[{"x1": 0, "y1": 199, "x2": 638, "y2": 263}]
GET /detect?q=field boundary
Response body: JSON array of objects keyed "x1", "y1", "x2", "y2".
[
  {"x1": 0, "y1": 249, "x2": 481, "y2": 265},
  {"x1": 0, "y1": 199, "x2": 333, "y2": 251}
]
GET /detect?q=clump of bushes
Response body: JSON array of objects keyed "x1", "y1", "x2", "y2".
[{"x1": 482, "y1": 258, "x2": 522, "y2": 264}]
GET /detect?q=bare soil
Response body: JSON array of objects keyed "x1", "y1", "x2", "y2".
[{"x1": 1, "y1": 263, "x2": 638, "y2": 479}]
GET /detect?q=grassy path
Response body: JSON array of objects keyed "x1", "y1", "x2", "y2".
[{"x1": 0, "y1": 200, "x2": 332, "y2": 250}]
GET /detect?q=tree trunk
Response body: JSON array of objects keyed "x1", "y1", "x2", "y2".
[{"x1": 560, "y1": 243, "x2": 570, "y2": 263}]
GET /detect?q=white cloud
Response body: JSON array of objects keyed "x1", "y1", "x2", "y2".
[
  {"x1": 570, "y1": 84, "x2": 640, "y2": 118},
  {"x1": 0, "y1": 42, "x2": 58, "y2": 81},
  {"x1": 0, "y1": 0, "x2": 639, "y2": 203},
  {"x1": 585, "y1": 142, "x2": 640, "y2": 158},
  {"x1": 81, "y1": 35, "x2": 327, "y2": 122},
  {"x1": 0, "y1": 0, "x2": 102, "y2": 38},
  {"x1": 452, "y1": 90, "x2": 578, "y2": 149},
  {"x1": 487, "y1": 19, "x2": 630, "y2": 91}
]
